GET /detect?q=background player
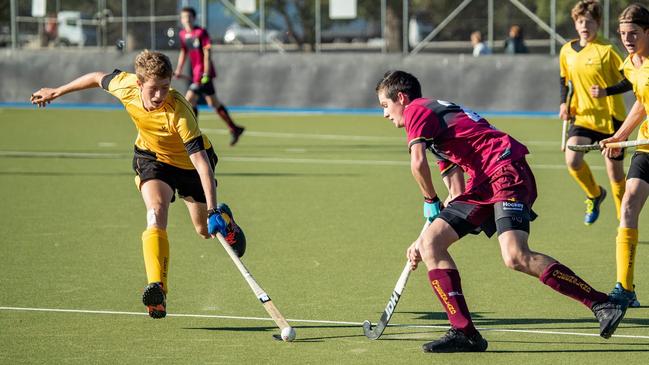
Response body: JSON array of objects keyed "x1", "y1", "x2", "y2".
[
  {"x1": 559, "y1": 0, "x2": 628, "y2": 225},
  {"x1": 30, "y1": 50, "x2": 244, "y2": 319},
  {"x1": 376, "y1": 70, "x2": 628, "y2": 353},
  {"x1": 599, "y1": 3, "x2": 649, "y2": 308},
  {"x1": 175, "y1": 6, "x2": 245, "y2": 146}
]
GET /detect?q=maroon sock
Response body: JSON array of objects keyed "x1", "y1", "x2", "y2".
[
  {"x1": 216, "y1": 105, "x2": 237, "y2": 131},
  {"x1": 428, "y1": 269, "x2": 477, "y2": 336},
  {"x1": 539, "y1": 262, "x2": 608, "y2": 308}
]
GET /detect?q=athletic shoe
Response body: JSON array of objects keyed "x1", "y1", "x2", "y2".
[
  {"x1": 230, "y1": 126, "x2": 245, "y2": 146},
  {"x1": 584, "y1": 187, "x2": 606, "y2": 225},
  {"x1": 592, "y1": 299, "x2": 628, "y2": 339},
  {"x1": 217, "y1": 203, "x2": 246, "y2": 257},
  {"x1": 142, "y1": 282, "x2": 166, "y2": 319},
  {"x1": 610, "y1": 282, "x2": 641, "y2": 308},
  {"x1": 422, "y1": 328, "x2": 488, "y2": 353}
]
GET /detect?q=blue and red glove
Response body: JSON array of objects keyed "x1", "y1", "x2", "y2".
[
  {"x1": 423, "y1": 196, "x2": 442, "y2": 222},
  {"x1": 207, "y1": 208, "x2": 228, "y2": 236}
]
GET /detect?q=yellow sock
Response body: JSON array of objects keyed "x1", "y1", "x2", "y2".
[
  {"x1": 616, "y1": 227, "x2": 638, "y2": 291},
  {"x1": 142, "y1": 227, "x2": 170, "y2": 292},
  {"x1": 568, "y1": 163, "x2": 601, "y2": 198},
  {"x1": 610, "y1": 179, "x2": 626, "y2": 220}
]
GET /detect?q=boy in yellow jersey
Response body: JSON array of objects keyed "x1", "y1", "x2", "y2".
[
  {"x1": 559, "y1": 0, "x2": 628, "y2": 226},
  {"x1": 30, "y1": 50, "x2": 245, "y2": 319},
  {"x1": 600, "y1": 3, "x2": 649, "y2": 308}
]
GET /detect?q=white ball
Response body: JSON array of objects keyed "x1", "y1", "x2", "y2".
[{"x1": 281, "y1": 326, "x2": 296, "y2": 342}]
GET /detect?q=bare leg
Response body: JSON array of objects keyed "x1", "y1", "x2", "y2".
[{"x1": 183, "y1": 196, "x2": 210, "y2": 239}]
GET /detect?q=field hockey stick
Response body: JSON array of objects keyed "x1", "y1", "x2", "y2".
[
  {"x1": 215, "y1": 232, "x2": 294, "y2": 341},
  {"x1": 567, "y1": 139, "x2": 649, "y2": 152},
  {"x1": 362, "y1": 219, "x2": 432, "y2": 340},
  {"x1": 561, "y1": 80, "x2": 574, "y2": 152}
]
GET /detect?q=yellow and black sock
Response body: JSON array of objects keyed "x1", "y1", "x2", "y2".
[
  {"x1": 610, "y1": 179, "x2": 626, "y2": 220},
  {"x1": 616, "y1": 227, "x2": 638, "y2": 291},
  {"x1": 142, "y1": 227, "x2": 169, "y2": 292},
  {"x1": 568, "y1": 163, "x2": 601, "y2": 198}
]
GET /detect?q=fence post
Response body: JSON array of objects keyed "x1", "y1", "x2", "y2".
[
  {"x1": 402, "y1": 0, "x2": 408, "y2": 55},
  {"x1": 10, "y1": 0, "x2": 18, "y2": 49}
]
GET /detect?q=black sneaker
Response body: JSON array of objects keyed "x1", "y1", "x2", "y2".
[
  {"x1": 422, "y1": 328, "x2": 488, "y2": 353},
  {"x1": 230, "y1": 126, "x2": 245, "y2": 146},
  {"x1": 592, "y1": 300, "x2": 628, "y2": 338},
  {"x1": 142, "y1": 282, "x2": 166, "y2": 319}
]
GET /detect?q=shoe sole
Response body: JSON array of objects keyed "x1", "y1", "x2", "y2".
[
  {"x1": 600, "y1": 306, "x2": 626, "y2": 339},
  {"x1": 142, "y1": 284, "x2": 166, "y2": 319}
]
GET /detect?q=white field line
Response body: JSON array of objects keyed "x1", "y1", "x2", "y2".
[
  {"x1": 0, "y1": 306, "x2": 647, "y2": 340},
  {"x1": 202, "y1": 127, "x2": 556, "y2": 146},
  {"x1": 0, "y1": 150, "x2": 605, "y2": 170}
]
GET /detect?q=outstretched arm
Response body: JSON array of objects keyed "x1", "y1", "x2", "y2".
[{"x1": 31, "y1": 72, "x2": 106, "y2": 107}]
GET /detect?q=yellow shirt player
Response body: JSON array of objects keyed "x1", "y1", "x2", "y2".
[
  {"x1": 559, "y1": 0, "x2": 629, "y2": 226},
  {"x1": 600, "y1": 3, "x2": 649, "y2": 309},
  {"x1": 30, "y1": 50, "x2": 246, "y2": 319}
]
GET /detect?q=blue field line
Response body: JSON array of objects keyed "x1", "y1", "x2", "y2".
[{"x1": 0, "y1": 101, "x2": 556, "y2": 118}]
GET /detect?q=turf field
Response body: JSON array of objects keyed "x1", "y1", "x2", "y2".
[{"x1": 1, "y1": 107, "x2": 648, "y2": 364}]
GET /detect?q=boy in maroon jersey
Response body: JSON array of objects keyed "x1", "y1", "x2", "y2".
[
  {"x1": 174, "y1": 6, "x2": 244, "y2": 146},
  {"x1": 376, "y1": 70, "x2": 627, "y2": 353}
]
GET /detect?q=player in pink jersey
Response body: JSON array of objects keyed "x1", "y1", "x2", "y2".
[
  {"x1": 376, "y1": 70, "x2": 627, "y2": 353},
  {"x1": 174, "y1": 7, "x2": 244, "y2": 146}
]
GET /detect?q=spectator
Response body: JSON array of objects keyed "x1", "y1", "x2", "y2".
[
  {"x1": 504, "y1": 25, "x2": 529, "y2": 54},
  {"x1": 470, "y1": 31, "x2": 491, "y2": 56}
]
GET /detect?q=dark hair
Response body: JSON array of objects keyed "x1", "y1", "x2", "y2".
[
  {"x1": 375, "y1": 70, "x2": 422, "y2": 101},
  {"x1": 571, "y1": 0, "x2": 602, "y2": 24},
  {"x1": 619, "y1": 3, "x2": 649, "y2": 29},
  {"x1": 181, "y1": 7, "x2": 197, "y2": 18}
]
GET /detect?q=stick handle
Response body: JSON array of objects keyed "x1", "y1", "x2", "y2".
[
  {"x1": 215, "y1": 233, "x2": 290, "y2": 329},
  {"x1": 561, "y1": 120, "x2": 568, "y2": 152},
  {"x1": 605, "y1": 139, "x2": 649, "y2": 149}
]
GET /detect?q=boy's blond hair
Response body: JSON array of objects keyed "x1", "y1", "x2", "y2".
[
  {"x1": 571, "y1": 0, "x2": 602, "y2": 24},
  {"x1": 134, "y1": 50, "x2": 173, "y2": 82}
]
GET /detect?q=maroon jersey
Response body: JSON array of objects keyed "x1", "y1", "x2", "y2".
[
  {"x1": 179, "y1": 26, "x2": 216, "y2": 83},
  {"x1": 404, "y1": 98, "x2": 529, "y2": 190}
]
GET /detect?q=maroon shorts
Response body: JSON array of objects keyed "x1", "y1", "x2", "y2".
[{"x1": 438, "y1": 158, "x2": 538, "y2": 238}]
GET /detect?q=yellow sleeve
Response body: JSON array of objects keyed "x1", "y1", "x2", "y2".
[
  {"x1": 172, "y1": 94, "x2": 205, "y2": 153},
  {"x1": 101, "y1": 70, "x2": 138, "y2": 105},
  {"x1": 608, "y1": 47, "x2": 625, "y2": 82}
]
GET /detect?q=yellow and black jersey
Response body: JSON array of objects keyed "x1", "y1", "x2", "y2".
[
  {"x1": 621, "y1": 56, "x2": 649, "y2": 153},
  {"x1": 101, "y1": 70, "x2": 212, "y2": 170},
  {"x1": 560, "y1": 37, "x2": 627, "y2": 134}
]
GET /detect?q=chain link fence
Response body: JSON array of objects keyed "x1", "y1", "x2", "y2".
[{"x1": 0, "y1": 0, "x2": 639, "y2": 54}]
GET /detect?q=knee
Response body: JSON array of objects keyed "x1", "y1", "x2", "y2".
[{"x1": 146, "y1": 207, "x2": 168, "y2": 228}]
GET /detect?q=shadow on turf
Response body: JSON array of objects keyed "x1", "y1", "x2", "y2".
[
  {"x1": 0, "y1": 171, "x2": 360, "y2": 178},
  {"x1": 401, "y1": 311, "x2": 649, "y2": 330},
  {"x1": 378, "y1": 331, "x2": 649, "y2": 347},
  {"x1": 184, "y1": 324, "x2": 366, "y2": 342}
]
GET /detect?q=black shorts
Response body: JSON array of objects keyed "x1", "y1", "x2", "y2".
[
  {"x1": 438, "y1": 201, "x2": 538, "y2": 239},
  {"x1": 627, "y1": 152, "x2": 649, "y2": 184},
  {"x1": 132, "y1": 147, "x2": 218, "y2": 203},
  {"x1": 189, "y1": 80, "x2": 216, "y2": 96},
  {"x1": 569, "y1": 120, "x2": 625, "y2": 161}
]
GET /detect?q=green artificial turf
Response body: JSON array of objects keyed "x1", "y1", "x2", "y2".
[{"x1": 0, "y1": 107, "x2": 647, "y2": 364}]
